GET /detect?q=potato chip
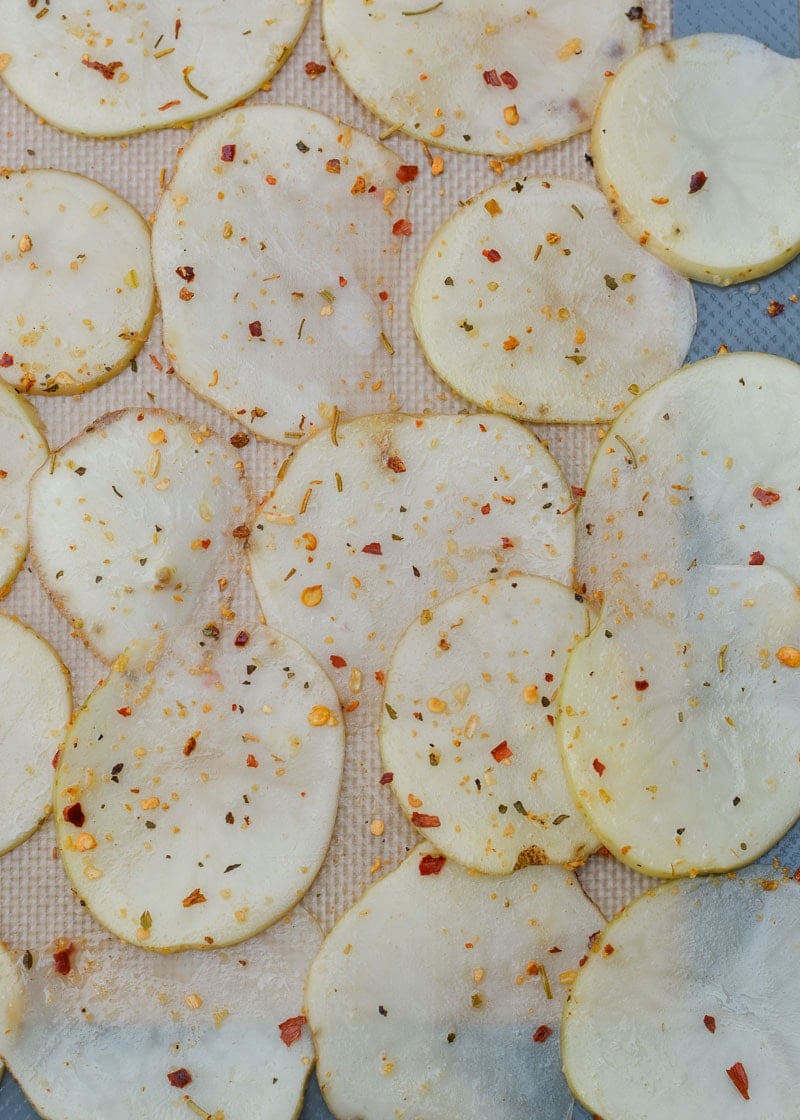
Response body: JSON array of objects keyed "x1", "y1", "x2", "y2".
[{"x1": 0, "y1": 381, "x2": 48, "y2": 597}]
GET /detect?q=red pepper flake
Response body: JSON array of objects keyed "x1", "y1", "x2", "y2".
[
  {"x1": 62, "y1": 802, "x2": 86, "y2": 828},
  {"x1": 500, "y1": 71, "x2": 518, "y2": 89},
  {"x1": 362, "y1": 542, "x2": 383, "y2": 555},
  {"x1": 158, "y1": 99, "x2": 181, "y2": 111},
  {"x1": 396, "y1": 164, "x2": 419, "y2": 183},
  {"x1": 571, "y1": 485, "x2": 587, "y2": 499},
  {"x1": 379, "y1": 771, "x2": 394, "y2": 784},
  {"x1": 592, "y1": 758, "x2": 606, "y2": 776},
  {"x1": 386, "y1": 455, "x2": 406, "y2": 473},
  {"x1": 0, "y1": 353, "x2": 13, "y2": 367},
  {"x1": 234, "y1": 630, "x2": 250, "y2": 647},
  {"x1": 182, "y1": 888, "x2": 207, "y2": 908},
  {"x1": 330, "y1": 655, "x2": 348, "y2": 668},
  {"x1": 304, "y1": 61, "x2": 327, "y2": 78},
  {"x1": 53, "y1": 942, "x2": 75, "y2": 975},
  {"x1": 483, "y1": 68, "x2": 502, "y2": 86},
  {"x1": 52, "y1": 749, "x2": 61, "y2": 769},
  {"x1": 167, "y1": 1068, "x2": 192, "y2": 1088},
  {"x1": 338, "y1": 275, "x2": 348, "y2": 288},
  {"x1": 81, "y1": 56, "x2": 123, "y2": 80},
  {"x1": 326, "y1": 158, "x2": 341, "y2": 174},
  {"x1": 767, "y1": 299, "x2": 785, "y2": 318},
  {"x1": 279, "y1": 1015, "x2": 307, "y2": 1047},
  {"x1": 726, "y1": 1062, "x2": 750, "y2": 1101},
  {"x1": 501, "y1": 536, "x2": 514, "y2": 549},
  {"x1": 491, "y1": 741, "x2": 513, "y2": 763},
  {"x1": 634, "y1": 680, "x2": 649, "y2": 691},
  {"x1": 220, "y1": 144, "x2": 237, "y2": 163},
  {"x1": 378, "y1": 290, "x2": 389, "y2": 301},
  {"x1": 175, "y1": 18, "x2": 182, "y2": 37},
  {"x1": 532, "y1": 1025, "x2": 552, "y2": 1043},
  {"x1": 482, "y1": 248, "x2": 502, "y2": 262},
  {"x1": 411, "y1": 811, "x2": 441, "y2": 828},
  {"x1": 688, "y1": 170, "x2": 708, "y2": 194},
  {"x1": 703, "y1": 1014, "x2": 717, "y2": 1033},
  {"x1": 246, "y1": 753, "x2": 259, "y2": 768},
  {"x1": 419, "y1": 853, "x2": 447, "y2": 876},
  {"x1": 749, "y1": 550, "x2": 765, "y2": 566},
  {"x1": 753, "y1": 485, "x2": 780, "y2": 507},
  {"x1": 117, "y1": 706, "x2": 132, "y2": 717},
  {"x1": 392, "y1": 218, "x2": 413, "y2": 237},
  {"x1": 249, "y1": 321, "x2": 263, "y2": 337}
]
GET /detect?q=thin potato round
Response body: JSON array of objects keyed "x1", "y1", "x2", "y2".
[
  {"x1": 152, "y1": 105, "x2": 408, "y2": 443},
  {"x1": 592, "y1": 34, "x2": 800, "y2": 284},
  {"x1": 558, "y1": 565, "x2": 800, "y2": 877},
  {"x1": 322, "y1": 0, "x2": 641, "y2": 156},
  {"x1": 0, "y1": 382, "x2": 48, "y2": 597},
  {"x1": 412, "y1": 176, "x2": 696, "y2": 422},
  {"x1": 0, "y1": 910, "x2": 320, "y2": 1120},
  {"x1": 563, "y1": 873, "x2": 800, "y2": 1120},
  {"x1": 249, "y1": 412, "x2": 575, "y2": 716},
  {"x1": 29, "y1": 409, "x2": 251, "y2": 664},
  {"x1": 0, "y1": 1, "x2": 311, "y2": 137},
  {"x1": 306, "y1": 844, "x2": 603, "y2": 1120},
  {"x1": 54, "y1": 619, "x2": 344, "y2": 951},
  {"x1": 0, "y1": 169, "x2": 155, "y2": 394},
  {"x1": 380, "y1": 576, "x2": 597, "y2": 872},
  {"x1": 0, "y1": 613, "x2": 71, "y2": 856}
]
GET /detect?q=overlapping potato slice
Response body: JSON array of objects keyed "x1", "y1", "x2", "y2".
[
  {"x1": 592, "y1": 34, "x2": 800, "y2": 284},
  {"x1": 412, "y1": 176, "x2": 696, "y2": 422},
  {"x1": 0, "y1": 614, "x2": 71, "y2": 855},
  {"x1": 28, "y1": 409, "x2": 251, "y2": 663},
  {"x1": 563, "y1": 872, "x2": 800, "y2": 1119},
  {"x1": 54, "y1": 618, "x2": 344, "y2": 951},
  {"x1": 152, "y1": 105, "x2": 408, "y2": 443},
  {"x1": 0, "y1": 382, "x2": 48, "y2": 596},
  {"x1": 380, "y1": 576, "x2": 597, "y2": 873},
  {"x1": 0, "y1": 1, "x2": 311, "y2": 137},
  {"x1": 306, "y1": 843, "x2": 603, "y2": 1120},
  {"x1": 0, "y1": 169, "x2": 155, "y2": 394},
  {"x1": 578, "y1": 351, "x2": 800, "y2": 606},
  {"x1": 322, "y1": 0, "x2": 642, "y2": 156},
  {"x1": 249, "y1": 413, "x2": 575, "y2": 715},
  {"x1": 559, "y1": 564, "x2": 800, "y2": 877},
  {"x1": 0, "y1": 909, "x2": 320, "y2": 1120}
]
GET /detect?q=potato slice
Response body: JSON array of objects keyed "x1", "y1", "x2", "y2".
[
  {"x1": 0, "y1": 1, "x2": 311, "y2": 137},
  {"x1": 54, "y1": 618, "x2": 344, "y2": 950},
  {"x1": 28, "y1": 408, "x2": 251, "y2": 664},
  {"x1": 306, "y1": 843, "x2": 603, "y2": 1120},
  {"x1": 0, "y1": 613, "x2": 71, "y2": 855},
  {"x1": 322, "y1": 0, "x2": 641, "y2": 156},
  {"x1": 578, "y1": 351, "x2": 800, "y2": 607},
  {"x1": 380, "y1": 576, "x2": 597, "y2": 873},
  {"x1": 592, "y1": 34, "x2": 800, "y2": 284},
  {"x1": 0, "y1": 909, "x2": 320, "y2": 1120},
  {"x1": 558, "y1": 564, "x2": 800, "y2": 877},
  {"x1": 152, "y1": 105, "x2": 408, "y2": 443},
  {"x1": 0, "y1": 382, "x2": 48, "y2": 597},
  {"x1": 249, "y1": 412, "x2": 575, "y2": 716},
  {"x1": 0, "y1": 170, "x2": 155, "y2": 394},
  {"x1": 562, "y1": 872, "x2": 800, "y2": 1120},
  {"x1": 412, "y1": 176, "x2": 696, "y2": 422}
]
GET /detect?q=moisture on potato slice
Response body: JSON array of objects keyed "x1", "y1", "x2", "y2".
[
  {"x1": 322, "y1": 0, "x2": 642, "y2": 157},
  {"x1": 562, "y1": 873, "x2": 800, "y2": 1120},
  {"x1": 0, "y1": 909, "x2": 320, "y2": 1120},
  {"x1": 54, "y1": 618, "x2": 344, "y2": 951},
  {"x1": 152, "y1": 105, "x2": 409, "y2": 444},
  {"x1": 591, "y1": 34, "x2": 800, "y2": 284},
  {"x1": 0, "y1": 613, "x2": 71, "y2": 856},
  {"x1": 306, "y1": 843, "x2": 603, "y2": 1120},
  {"x1": 577, "y1": 351, "x2": 800, "y2": 607},
  {"x1": 28, "y1": 408, "x2": 251, "y2": 664},
  {"x1": 0, "y1": 169, "x2": 155, "y2": 394},
  {"x1": 412, "y1": 176, "x2": 696, "y2": 423},
  {"x1": 558, "y1": 564, "x2": 800, "y2": 878},
  {"x1": 0, "y1": 1, "x2": 311, "y2": 137},
  {"x1": 380, "y1": 576, "x2": 597, "y2": 873},
  {"x1": 0, "y1": 382, "x2": 48, "y2": 597},
  {"x1": 249, "y1": 412, "x2": 575, "y2": 717}
]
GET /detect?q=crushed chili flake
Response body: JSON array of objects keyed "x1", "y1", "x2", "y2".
[
  {"x1": 249, "y1": 321, "x2": 263, "y2": 337},
  {"x1": 753, "y1": 485, "x2": 780, "y2": 506},
  {"x1": 362, "y1": 542, "x2": 383, "y2": 555},
  {"x1": 175, "y1": 265, "x2": 195, "y2": 282},
  {"x1": 592, "y1": 758, "x2": 606, "y2": 776},
  {"x1": 279, "y1": 1015, "x2": 307, "y2": 1046},
  {"x1": 703, "y1": 1014, "x2": 717, "y2": 1033},
  {"x1": 482, "y1": 248, "x2": 502, "y2": 262},
  {"x1": 726, "y1": 1062, "x2": 750, "y2": 1101},
  {"x1": 379, "y1": 771, "x2": 394, "y2": 784},
  {"x1": 234, "y1": 630, "x2": 250, "y2": 647},
  {"x1": 304, "y1": 60, "x2": 327, "y2": 78},
  {"x1": 53, "y1": 942, "x2": 75, "y2": 975},
  {"x1": 81, "y1": 56, "x2": 123, "y2": 80},
  {"x1": 767, "y1": 299, "x2": 785, "y2": 318},
  {"x1": 230, "y1": 431, "x2": 250, "y2": 449},
  {"x1": 483, "y1": 69, "x2": 502, "y2": 86},
  {"x1": 62, "y1": 802, "x2": 86, "y2": 828},
  {"x1": 117, "y1": 706, "x2": 132, "y2": 717},
  {"x1": 634, "y1": 680, "x2": 649, "y2": 691},
  {"x1": 220, "y1": 144, "x2": 237, "y2": 163},
  {"x1": 326, "y1": 158, "x2": 341, "y2": 174},
  {"x1": 688, "y1": 170, "x2": 708, "y2": 194},
  {"x1": 419, "y1": 853, "x2": 447, "y2": 876},
  {"x1": 386, "y1": 454, "x2": 406, "y2": 473},
  {"x1": 392, "y1": 218, "x2": 413, "y2": 237},
  {"x1": 500, "y1": 70, "x2": 518, "y2": 89},
  {"x1": 330, "y1": 655, "x2": 348, "y2": 668},
  {"x1": 396, "y1": 164, "x2": 419, "y2": 183},
  {"x1": 749, "y1": 550, "x2": 765, "y2": 566},
  {"x1": 182, "y1": 888, "x2": 207, "y2": 908},
  {"x1": 480, "y1": 502, "x2": 491, "y2": 514},
  {"x1": 491, "y1": 741, "x2": 513, "y2": 762},
  {"x1": 167, "y1": 1068, "x2": 192, "y2": 1088},
  {"x1": 571, "y1": 485, "x2": 587, "y2": 499},
  {"x1": 532, "y1": 1025, "x2": 552, "y2": 1043},
  {"x1": 501, "y1": 536, "x2": 514, "y2": 549},
  {"x1": 411, "y1": 811, "x2": 441, "y2": 828},
  {"x1": 246, "y1": 753, "x2": 259, "y2": 768},
  {"x1": 0, "y1": 353, "x2": 13, "y2": 367}
]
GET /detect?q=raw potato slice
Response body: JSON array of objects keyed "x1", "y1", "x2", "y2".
[
  {"x1": 578, "y1": 351, "x2": 800, "y2": 605},
  {"x1": 0, "y1": 909, "x2": 320, "y2": 1120},
  {"x1": 562, "y1": 873, "x2": 800, "y2": 1120},
  {"x1": 0, "y1": 169, "x2": 155, "y2": 394},
  {"x1": 152, "y1": 105, "x2": 408, "y2": 444},
  {"x1": 28, "y1": 408, "x2": 251, "y2": 664},
  {"x1": 249, "y1": 413, "x2": 575, "y2": 716},
  {"x1": 558, "y1": 564, "x2": 800, "y2": 877},
  {"x1": 0, "y1": 1, "x2": 311, "y2": 137},
  {"x1": 380, "y1": 576, "x2": 597, "y2": 872},
  {"x1": 54, "y1": 618, "x2": 344, "y2": 951},
  {"x1": 0, "y1": 382, "x2": 48, "y2": 596},
  {"x1": 412, "y1": 176, "x2": 696, "y2": 423},
  {"x1": 322, "y1": 0, "x2": 642, "y2": 156},
  {"x1": 0, "y1": 613, "x2": 71, "y2": 855},
  {"x1": 592, "y1": 34, "x2": 800, "y2": 284},
  {"x1": 306, "y1": 843, "x2": 603, "y2": 1120}
]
